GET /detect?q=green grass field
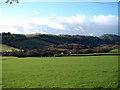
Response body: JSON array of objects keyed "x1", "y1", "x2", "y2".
[{"x1": 2, "y1": 56, "x2": 118, "y2": 88}]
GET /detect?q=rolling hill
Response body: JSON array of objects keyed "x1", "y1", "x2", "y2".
[
  {"x1": 12, "y1": 38, "x2": 53, "y2": 49},
  {"x1": 99, "y1": 34, "x2": 120, "y2": 44},
  {"x1": 1, "y1": 33, "x2": 119, "y2": 50}
]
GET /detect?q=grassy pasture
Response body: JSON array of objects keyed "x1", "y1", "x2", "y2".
[
  {"x1": 0, "y1": 44, "x2": 22, "y2": 52},
  {"x1": 2, "y1": 56, "x2": 118, "y2": 88},
  {"x1": 109, "y1": 49, "x2": 119, "y2": 53}
]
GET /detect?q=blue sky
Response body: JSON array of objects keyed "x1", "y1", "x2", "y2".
[
  {"x1": 1, "y1": 2, "x2": 118, "y2": 19},
  {"x1": 0, "y1": 2, "x2": 118, "y2": 36}
]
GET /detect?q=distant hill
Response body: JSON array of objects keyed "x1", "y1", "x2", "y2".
[
  {"x1": 99, "y1": 34, "x2": 120, "y2": 44},
  {"x1": 1, "y1": 32, "x2": 119, "y2": 50},
  {"x1": 59, "y1": 35, "x2": 106, "y2": 46},
  {"x1": 12, "y1": 38, "x2": 53, "y2": 49}
]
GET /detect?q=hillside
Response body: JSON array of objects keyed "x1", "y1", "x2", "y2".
[
  {"x1": 109, "y1": 48, "x2": 119, "y2": 53},
  {"x1": 12, "y1": 38, "x2": 53, "y2": 49},
  {"x1": 1, "y1": 32, "x2": 119, "y2": 50},
  {"x1": 30, "y1": 34, "x2": 73, "y2": 44},
  {"x1": 0, "y1": 44, "x2": 22, "y2": 52},
  {"x1": 59, "y1": 35, "x2": 106, "y2": 46},
  {"x1": 99, "y1": 34, "x2": 120, "y2": 44}
]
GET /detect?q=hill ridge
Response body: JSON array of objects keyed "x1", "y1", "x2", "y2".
[{"x1": 1, "y1": 32, "x2": 119, "y2": 49}]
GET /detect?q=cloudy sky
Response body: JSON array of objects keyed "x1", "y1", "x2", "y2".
[{"x1": 0, "y1": 2, "x2": 118, "y2": 36}]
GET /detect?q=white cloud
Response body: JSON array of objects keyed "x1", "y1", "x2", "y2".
[
  {"x1": 0, "y1": 14, "x2": 118, "y2": 36},
  {"x1": 34, "y1": 10, "x2": 39, "y2": 15},
  {"x1": 88, "y1": 33, "x2": 94, "y2": 36},
  {"x1": 92, "y1": 15, "x2": 118, "y2": 24},
  {"x1": 0, "y1": 26, "x2": 22, "y2": 34},
  {"x1": 74, "y1": 26, "x2": 84, "y2": 32},
  {"x1": 51, "y1": 14, "x2": 56, "y2": 17}
]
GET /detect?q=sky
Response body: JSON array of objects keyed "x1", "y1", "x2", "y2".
[
  {"x1": 1, "y1": 0, "x2": 120, "y2": 2},
  {"x1": 0, "y1": 2, "x2": 118, "y2": 36}
]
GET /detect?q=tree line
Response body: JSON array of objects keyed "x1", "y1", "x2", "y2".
[{"x1": 2, "y1": 45, "x2": 119, "y2": 57}]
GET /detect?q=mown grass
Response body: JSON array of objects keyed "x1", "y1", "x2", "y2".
[{"x1": 2, "y1": 56, "x2": 118, "y2": 88}]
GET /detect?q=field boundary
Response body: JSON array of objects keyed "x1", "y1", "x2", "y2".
[
  {"x1": 55, "y1": 53, "x2": 120, "y2": 57},
  {"x1": 2, "y1": 53, "x2": 120, "y2": 57}
]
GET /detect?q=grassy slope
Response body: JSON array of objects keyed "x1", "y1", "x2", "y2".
[
  {"x1": 26, "y1": 34, "x2": 73, "y2": 44},
  {"x1": 25, "y1": 34, "x2": 42, "y2": 38},
  {"x1": 2, "y1": 56, "x2": 118, "y2": 88},
  {"x1": 37, "y1": 35, "x2": 72, "y2": 44},
  {"x1": 4, "y1": 34, "x2": 119, "y2": 49},
  {"x1": 3, "y1": 33, "x2": 119, "y2": 49},
  {"x1": 99, "y1": 34, "x2": 119, "y2": 39},
  {"x1": 12, "y1": 39, "x2": 53, "y2": 48},
  {"x1": 13, "y1": 34, "x2": 72, "y2": 48},
  {"x1": 0, "y1": 44, "x2": 22, "y2": 52},
  {"x1": 109, "y1": 49, "x2": 119, "y2": 53},
  {"x1": 25, "y1": 34, "x2": 56, "y2": 38}
]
